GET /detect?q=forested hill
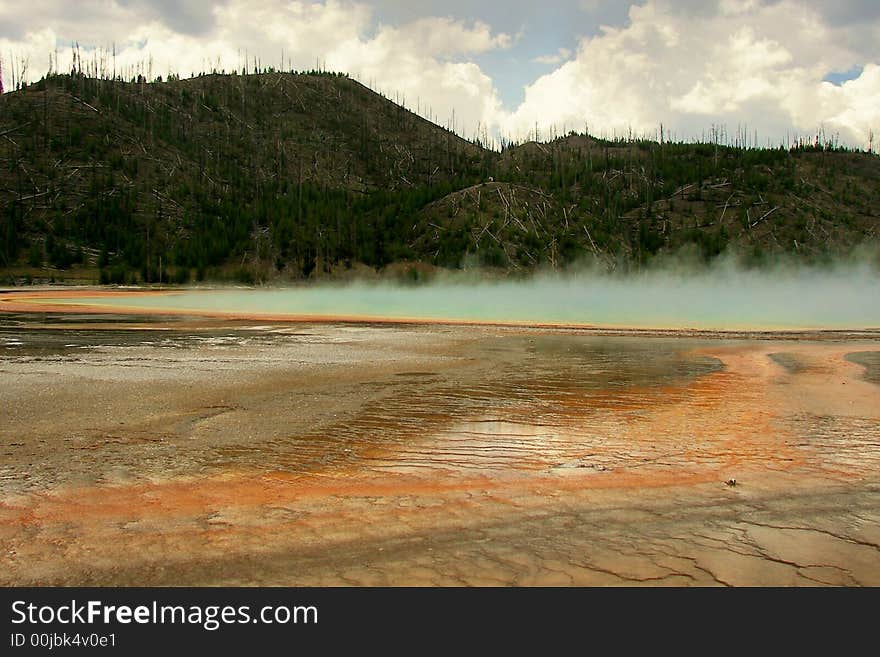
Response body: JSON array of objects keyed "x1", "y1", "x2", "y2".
[{"x1": 1, "y1": 71, "x2": 878, "y2": 284}]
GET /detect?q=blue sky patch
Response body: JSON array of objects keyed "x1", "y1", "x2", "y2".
[{"x1": 823, "y1": 65, "x2": 863, "y2": 86}]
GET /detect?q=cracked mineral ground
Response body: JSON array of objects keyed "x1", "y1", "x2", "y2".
[{"x1": 0, "y1": 310, "x2": 878, "y2": 585}]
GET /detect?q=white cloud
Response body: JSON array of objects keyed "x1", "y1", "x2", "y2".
[
  {"x1": 820, "y1": 63, "x2": 880, "y2": 144},
  {"x1": 718, "y1": 0, "x2": 761, "y2": 15},
  {"x1": 1, "y1": 1, "x2": 879, "y2": 149},
  {"x1": 378, "y1": 17, "x2": 512, "y2": 57},
  {"x1": 500, "y1": 0, "x2": 880, "y2": 148},
  {"x1": 533, "y1": 48, "x2": 572, "y2": 66},
  {"x1": 1, "y1": 1, "x2": 510, "y2": 140}
]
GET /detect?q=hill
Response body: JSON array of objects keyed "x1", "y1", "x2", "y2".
[{"x1": 0, "y1": 72, "x2": 878, "y2": 284}]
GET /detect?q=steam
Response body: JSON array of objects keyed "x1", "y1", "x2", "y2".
[{"x1": 74, "y1": 259, "x2": 880, "y2": 331}]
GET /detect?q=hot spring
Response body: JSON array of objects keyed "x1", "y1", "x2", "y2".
[{"x1": 23, "y1": 265, "x2": 880, "y2": 330}]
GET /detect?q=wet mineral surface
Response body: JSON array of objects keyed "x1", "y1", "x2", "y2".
[{"x1": 1, "y1": 312, "x2": 878, "y2": 585}]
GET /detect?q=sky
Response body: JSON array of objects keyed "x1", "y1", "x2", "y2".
[{"x1": 1, "y1": 0, "x2": 878, "y2": 148}]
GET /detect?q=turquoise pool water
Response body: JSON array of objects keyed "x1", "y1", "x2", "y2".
[{"x1": 50, "y1": 267, "x2": 880, "y2": 330}]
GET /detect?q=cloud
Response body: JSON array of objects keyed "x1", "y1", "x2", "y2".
[
  {"x1": 500, "y1": 0, "x2": 880, "y2": 147},
  {"x1": 820, "y1": 63, "x2": 880, "y2": 144},
  {"x1": 115, "y1": 0, "x2": 222, "y2": 36},
  {"x1": 533, "y1": 48, "x2": 572, "y2": 66},
  {"x1": 0, "y1": 1, "x2": 510, "y2": 140},
  {"x1": 378, "y1": 17, "x2": 512, "y2": 57},
  {"x1": 1, "y1": 1, "x2": 878, "y2": 149}
]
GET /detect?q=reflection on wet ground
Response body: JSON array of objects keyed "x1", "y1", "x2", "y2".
[
  {"x1": 281, "y1": 338, "x2": 722, "y2": 478},
  {"x1": 769, "y1": 352, "x2": 812, "y2": 374},
  {"x1": 0, "y1": 315, "x2": 879, "y2": 585},
  {"x1": 846, "y1": 352, "x2": 880, "y2": 384}
]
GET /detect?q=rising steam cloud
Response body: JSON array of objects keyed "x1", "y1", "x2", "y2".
[{"x1": 71, "y1": 259, "x2": 880, "y2": 331}]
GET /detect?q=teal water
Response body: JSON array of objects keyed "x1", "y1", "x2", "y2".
[{"x1": 53, "y1": 268, "x2": 880, "y2": 330}]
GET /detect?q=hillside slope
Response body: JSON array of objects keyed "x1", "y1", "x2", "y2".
[
  {"x1": 428, "y1": 135, "x2": 880, "y2": 270},
  {"x1": 0, "y1": 72, "x2": 878, "y2": 284}
]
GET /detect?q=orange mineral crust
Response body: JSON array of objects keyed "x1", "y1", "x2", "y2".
[{"x1": 0, "y1": 314, "x2": 878, "y2": 585}]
